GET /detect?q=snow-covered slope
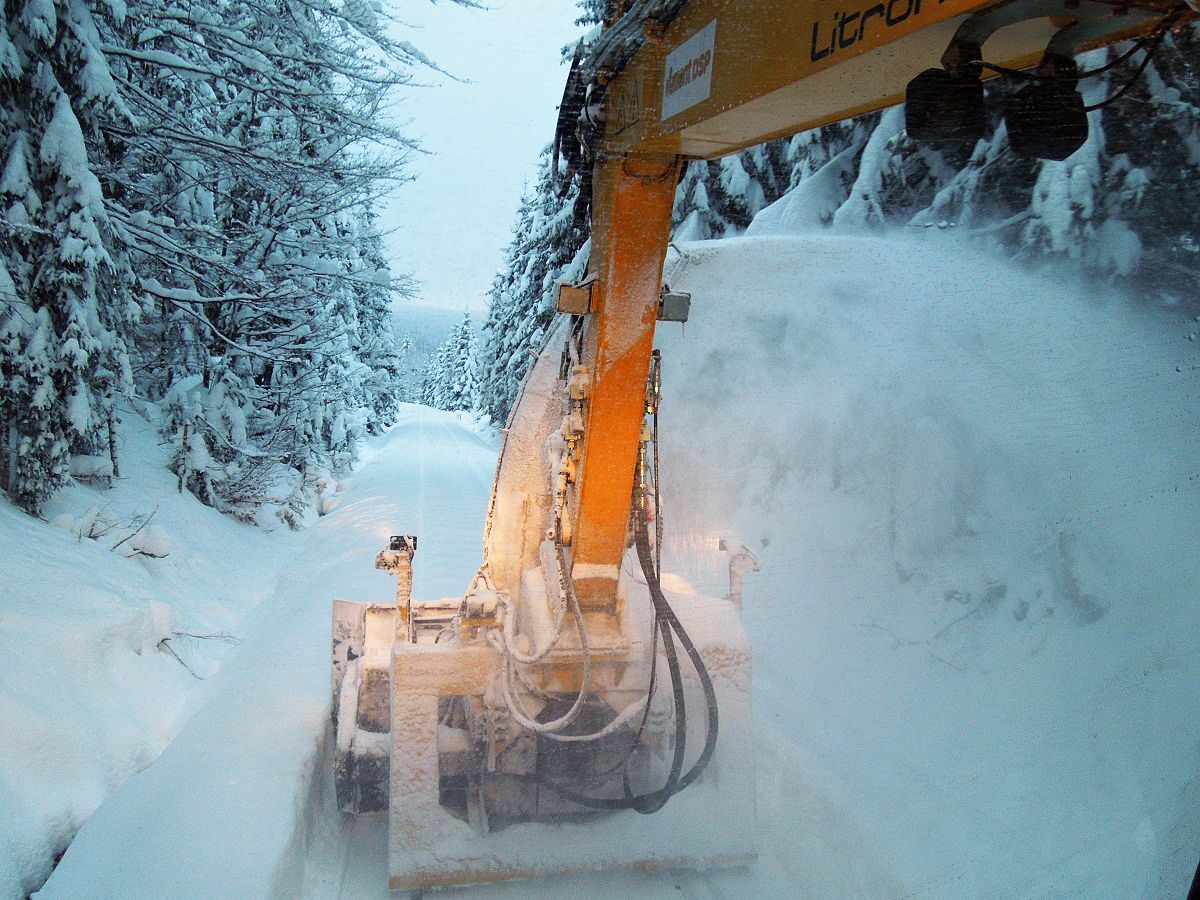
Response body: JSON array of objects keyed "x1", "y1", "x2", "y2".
[
  {"x1": 655, "y1": 234, "x2": 1200, "y2": 897},
  {"x1": 0, "y1": 413, "x2": 290, "y2": 898}
]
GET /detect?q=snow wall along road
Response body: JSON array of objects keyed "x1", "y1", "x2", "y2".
[{"x1": 652, "y1": 234, "x2": 1200, "y2": 898}]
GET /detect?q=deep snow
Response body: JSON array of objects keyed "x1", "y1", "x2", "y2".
[
  {"x1": 0, "y1": 413, "x2": 290, "y2": 898},
  {"x1": 656, "y1": 233, "x2": 1200, "y2": 897},
  {"x1": 13, "y1": 232, "x2": 1200, "y2": 898}
]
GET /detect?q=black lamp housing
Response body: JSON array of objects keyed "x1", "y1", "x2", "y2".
[
  {"x1": 905, "y1": 68, "x2": 987, "y2": 154},
  {"x1": 904, "y1": 40, "x2": 986, "y2": 155},
  {"x1": 1003, "y1": 57, "x2": 1089, "y2": 161}
]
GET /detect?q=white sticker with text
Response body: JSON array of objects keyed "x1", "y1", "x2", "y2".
[{"x1": 662, "y1": 19, "x2": 716, "y2": 122}]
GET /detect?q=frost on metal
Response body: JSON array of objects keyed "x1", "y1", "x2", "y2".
[
  {"x1": 385, "y1": 575, "x2": 756, "y2": 892},
  {"x1": 332, "y1": 599, "x2": 398, "y2": 814}
]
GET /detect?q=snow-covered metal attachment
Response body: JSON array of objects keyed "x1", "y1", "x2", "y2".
[
  {"x1": 375, "y1": 534, "x2": 416, "y2": 641},
  {"x1": 331, "y1": 598, "x2": 397, "y2": 813},
  {"x1": 556, "y1": 273, "x2": 597, "y2": 315},
  {"x1": 329, "y1": 329, "x2": 757, "y2": 889},
  {"x1": 383, "y1": 569, "x2": 757, "y2": 891},
  {"x1": 719, "y1": 538, "x2": 761, "y2": 610},
  {"x1": 905, "y1": 0, "x2": 1178, "y2": 161},
  {"x1": 657, "y1": 288, "x2": 691, "y2": 323}
]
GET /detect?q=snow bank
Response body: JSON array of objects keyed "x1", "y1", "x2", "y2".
[
  {"x1": 0, "y1": 413, "x2": 286, "y2": 898},
  {"x1": 656, "y1": 233, "x2": 1200, "y2": 897},
  {"x1": 37, "y1": 406, "x2": 497, "y2": 898}
]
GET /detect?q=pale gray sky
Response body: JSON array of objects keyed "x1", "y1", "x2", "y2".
[{"x1": 383, "y1": 1, "x2": 581, "y2": 312}]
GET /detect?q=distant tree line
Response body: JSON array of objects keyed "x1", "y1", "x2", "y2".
[{"x1": 419, "y1": 311, "x2": 479, "y2": 415}]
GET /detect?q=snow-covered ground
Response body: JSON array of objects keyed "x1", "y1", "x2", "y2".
[
  {"x1": 0, "y1": 414, "x2": 292, "y2": 897},
  {"x1": 9, "y1": 233, "x2": 1199, "y2": 898}
]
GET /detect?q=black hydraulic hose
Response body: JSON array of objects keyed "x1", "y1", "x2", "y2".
[
  {"x1": 627, "y1": 599, "x2": 687, "y2": 813},
  {"x1": 633, "y1": 514, "x2": 720, "y2": 796},
  {"x1": 974, "y1": 10, "x2": 1182, "y2": 114},
  {"x1": 1084, "y1": 16, "x2": 1178, "y2": 112},
  {"x1": 540, "y1": 508, "x2": 720, "y2": 813},
  {"x1": 980, "y1": 25, "x2": 1155, "y2": 82},
  {"x1": 630, "y1": 602, "x2": 661, "y2": 748},
  {"x1": 578, "y1": 607, "x2": 662, "y2": 785},
  {"x1": 542, "y1": 567, "x2": 686, "y2": 812},
  {"x1": 653, "y1": 401, "x2": 663, "y2": 581}
]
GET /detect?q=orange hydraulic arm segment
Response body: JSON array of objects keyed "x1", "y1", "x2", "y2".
[{"x1": 569, "y1": 152, "x2": 681, "y2": 610}]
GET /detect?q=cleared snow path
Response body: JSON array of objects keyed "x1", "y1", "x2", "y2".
[{"x1": 39, "y1": 406, "x2": 497, "y2": 898}]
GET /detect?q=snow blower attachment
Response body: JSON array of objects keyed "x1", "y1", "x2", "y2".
[{"x1": 330, "y1": 322, "x2": 756, "y2": 888}]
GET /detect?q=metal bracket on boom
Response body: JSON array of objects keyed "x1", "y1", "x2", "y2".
[
  {"x1": 657, "y1": 288, "x2": 691, "y2": 323},
  {"x1": 556, "y1": 273, "x2": 598, "y2": 316}
]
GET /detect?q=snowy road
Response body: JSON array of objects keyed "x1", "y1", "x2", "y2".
[{"x1": 40, "y1": 407, "x2": 498, "y2": 897}]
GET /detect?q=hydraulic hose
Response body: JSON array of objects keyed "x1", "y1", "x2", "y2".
[
  {"x1": 492, "y1": 550, "x2": 593, "y2": 735},
  {"x1": 632, "y1": 511, "x2": 720, "y2": 798},
  {"x1": 540, "y1": 507, "x2": 720, "y2": 813}
]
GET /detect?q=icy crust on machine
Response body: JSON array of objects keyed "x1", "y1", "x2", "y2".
[
  {"x1": 481, "y1": 319, "x2": 569, "y2": 599},
  {"x1": 386, "y1": 562, "x2": 756, "y2": 890}
]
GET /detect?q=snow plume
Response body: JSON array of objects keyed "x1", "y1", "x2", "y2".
[{"x1": 655, "y1": 235, "x2": 1200, "y2": 898}]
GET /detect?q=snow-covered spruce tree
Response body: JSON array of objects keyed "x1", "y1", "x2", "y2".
[
  {"x1": 77, "y1": 0, "x2": 447, "y2": 521},
  {"x1": 444, "y1": 313, "x2": 479, "y2": 413},
  {"x1": 673, "y1": 142, "x2": 796, "y2": 240},
  {"x1": 352, "y1": 214, "x2": 407, "y2": 432},
  {"x1": 1000, "y1": 26, "x2": 1200, "y2": 298},
  {"x1": 418, "y1": 346, "x2": 447, "y2": 410},
  {"x1": 476, "y1": 148, "x2": 588, "y2": 425},
  {"x1": 0, "y1": 0, "x2": 133, "y2": 512},
  {"x1": 575, "y1": 0, "x2": 607, "y2": 26},
  {"x1": 394, "y1": 334, "x2": 418, "y2": 403},
  {"x1": 419, "y1": 313, "x2": 478, "y2": 413},
  {"x1": 0, "y1": 0, "x2": 459, "y2": 519}
]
